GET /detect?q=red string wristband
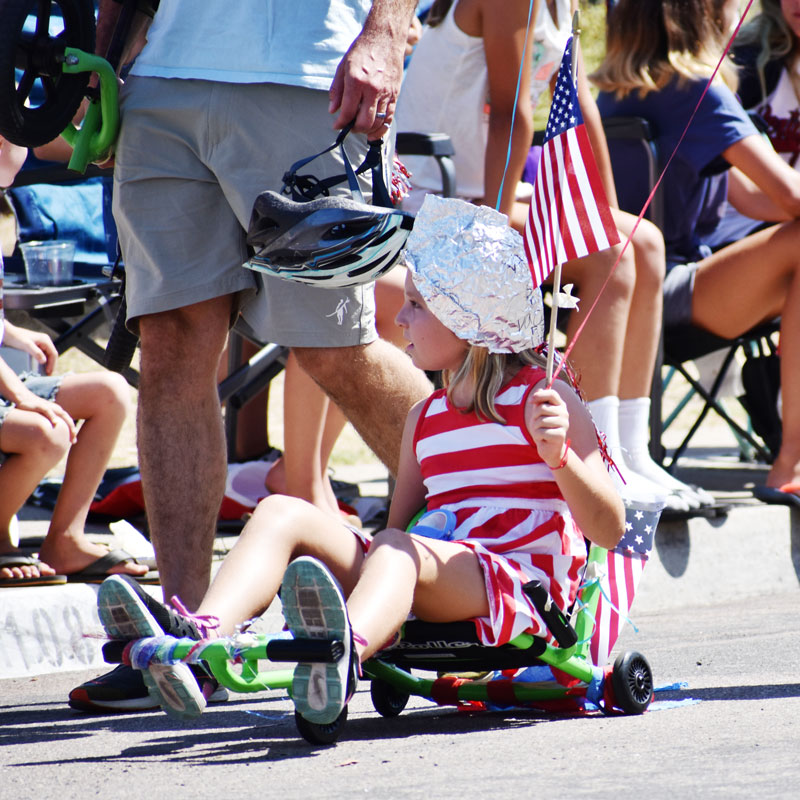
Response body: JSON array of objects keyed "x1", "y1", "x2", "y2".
[{"x1": 551, "y1": 439, "x2": 570, "y2": 471}]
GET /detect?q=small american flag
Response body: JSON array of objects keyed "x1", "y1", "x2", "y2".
[
  {"x1": 523, "y1": 37, "x2": 619, "y2": 289},
  {"x1": 589, "y1": 499, "x2": 661, "y2": 666}
]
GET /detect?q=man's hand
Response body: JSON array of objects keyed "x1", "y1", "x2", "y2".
[{"x1": 328, "y1": 0, "x2": 417, "y2": 138}]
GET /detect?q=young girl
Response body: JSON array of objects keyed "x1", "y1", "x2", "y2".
[
  {"x1": 95, "y1": 196, "x2": 625, "y2": 725},
  {"x1": 593, "y1": 0, "x2": 800, "y2": 504},
  {"x1": 395, "y1": 0, "x2": 703, "y2": 512}
]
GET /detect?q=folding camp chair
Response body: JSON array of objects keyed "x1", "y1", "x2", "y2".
[{"x1": 602, "y1": 115, "x2": 782, "y2": 468}]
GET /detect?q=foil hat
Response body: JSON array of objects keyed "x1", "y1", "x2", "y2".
[{"x1": 404, "y1": 195, "x2": 544, "y2": 353}]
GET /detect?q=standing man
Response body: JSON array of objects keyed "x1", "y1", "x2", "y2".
[{"x1": 69, "y1": 0, "x2": 431, "y2": 712}]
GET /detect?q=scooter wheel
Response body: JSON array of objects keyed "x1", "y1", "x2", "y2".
[
  {"x1": 0, "y1": 0, "x2": 96, "y2": 147},
  {"x1": 610, "y1": 650, "x2": 654, "y2": 714},
  {"x1": 294, "y1": 707, "x2": 348, "y2": 746},
  {"x1": 370, "y1": 678, "x2": 409, "y2": 718}
]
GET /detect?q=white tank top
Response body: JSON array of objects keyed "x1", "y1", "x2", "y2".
[{"x1": 395, "y1": 1, "x2": 489, "y2": 201}]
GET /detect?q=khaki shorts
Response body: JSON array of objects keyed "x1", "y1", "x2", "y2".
[{"x1": 113, "y1": 77, "x2": 378, "y2": 347}]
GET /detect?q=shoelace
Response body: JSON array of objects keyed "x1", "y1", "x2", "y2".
[{"x1": 169, "y1": 595, "x2": 221, "y2": 639}]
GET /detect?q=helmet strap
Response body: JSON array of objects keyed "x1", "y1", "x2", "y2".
[{"x1": 281, "y1": 120, "x2": 394, "y2": 208}]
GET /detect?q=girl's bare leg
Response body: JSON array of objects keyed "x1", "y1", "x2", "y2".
[
  {"x1": 691, "y1": 221, "x2": 800, "y2": 488},
  {"x1": 35, "y1": 372, "x2": 142, "y2": 576},
  {"x1": 614, "y1": 210, "x2": 665, "y2": 401},
  {"x1": 195, "y1": 494, "x2": 366, "y2": 634},
  {"x1": 267, "y1": 352, "x2": 344, "y2": 516},
  {"x1": 346, "y1": 529, "x2": 490, "y2": 662},
  {"x1": 555, "y1": 240, "x2": 635, "y2": 401}
]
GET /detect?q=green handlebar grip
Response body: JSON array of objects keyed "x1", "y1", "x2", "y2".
[{"x1": 60, "y1": 47, "x2": 119, "y2": 172}]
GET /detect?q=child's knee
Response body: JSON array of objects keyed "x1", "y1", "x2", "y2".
[
  {"x1": 28, "y1": 417, "x2": 71, "y2": 462},
  {"x1": 370, "y1": 527, "x2": 417, "y2": 557},
  {"x1": 102, "y1": 373, "x2": 133, "y2": 416},
  {"x1": 632, "y1": 219, "x2": 666, "y2": 287},
  {"x1": 75, "y1": 373, "x2": 131, "y2": 421}
]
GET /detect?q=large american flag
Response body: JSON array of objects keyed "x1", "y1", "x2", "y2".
[
  {"x1": 589, "y1": 499, "x2": 660, "y2": 666},
  {"x1": 523, "y1": 37, "x2": 619, "y2": 289}
]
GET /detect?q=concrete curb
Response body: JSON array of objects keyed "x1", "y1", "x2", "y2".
[{"x1": 4, "y1": 502, "x2": 800, "y2": 681}]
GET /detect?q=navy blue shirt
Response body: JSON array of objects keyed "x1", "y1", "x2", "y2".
[{"x1": 597, "y1": 76, "x2": 757, "y2": 268}]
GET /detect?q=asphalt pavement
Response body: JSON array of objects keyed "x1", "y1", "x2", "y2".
[
  {"x1": 2, "y1": 590, "x2": 798, "y2": 799},
  {"x1": 2, "y1": 437, "x2": 800, "y2": 796}
]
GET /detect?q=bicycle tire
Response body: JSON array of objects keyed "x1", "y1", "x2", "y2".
[
  {"x1": 103, "y1": 295, "x2": 139, "y2": 373},
  {"x1": 0, "y1": 0, "x2": 96, "y2": 147}
]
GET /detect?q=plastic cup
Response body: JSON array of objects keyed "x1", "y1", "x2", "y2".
[{"x1": 20, "y1": 241, "x2": 76, "y2": 286}]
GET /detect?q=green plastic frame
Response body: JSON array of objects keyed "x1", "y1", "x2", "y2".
[
  {"x1": 59, "y1": 47, "x2": 119, "y2": 172},
  {"x1": 147, "y1": 543, "x2": 609, "y2": 710}
]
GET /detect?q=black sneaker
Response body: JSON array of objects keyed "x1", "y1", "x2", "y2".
[{"x1": 68, "y1": 663, "x2": 228, "y2": 713}]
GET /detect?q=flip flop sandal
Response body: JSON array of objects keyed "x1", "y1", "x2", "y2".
[
  {"x1": 0, "y1": 554, "x2": 66, "y2": 587},
  {"x1": 66, "y1": 548, "x2": 160, "y2": 584},
  {"x1": 753, "y1": 483, "x2": 800, "y2": 509}
]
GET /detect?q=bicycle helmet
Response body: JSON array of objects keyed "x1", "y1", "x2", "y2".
[{"x1": 245, "y1": 123, "x2": 414, "y2": 288}]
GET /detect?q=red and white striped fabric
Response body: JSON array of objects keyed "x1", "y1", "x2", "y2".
[
  {"x1": 523, "y1": 36, "x2": 619, "y2": 289},
  {"x1": 589, "y1": 500, "x2": 660, "y2": 666},
  {"x1": 413, "y1": 365, "x2": 587, "y2": 647}
]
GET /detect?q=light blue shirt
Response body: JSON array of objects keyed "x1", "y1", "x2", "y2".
[{"x1": 130, "y1": 0, "x2": 371, "y2": 90}]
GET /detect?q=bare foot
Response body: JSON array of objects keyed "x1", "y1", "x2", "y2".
[
  {"x1": 264, "y1": 456, "x2": 287, "y2": 495},
  {"x1": 0, "y1": 549, "x2": 58, "y2": 581},
  {"x1": 265, "y1": 457, "x2": 343, "y2": 518},
  {"x1": 765, "y1": 452, "x2": 800, "y2": 489},
  {"x1": 38, "y1": 538, "x2": 148, "y2": 578}
]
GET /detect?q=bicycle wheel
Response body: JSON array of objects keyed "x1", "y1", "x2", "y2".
[{"x1": 0, "y1": 0, "x2": 96, "y2": 147}]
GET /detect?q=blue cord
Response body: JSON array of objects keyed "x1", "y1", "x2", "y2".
[{"x1": 495, "y1": 0, "x2": 537, "y2": 212}]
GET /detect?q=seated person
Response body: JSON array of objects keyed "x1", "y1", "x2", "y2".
[
  {"x1": 594, "y1": 0, "x2": 800, "y2": 503},
  {"x1": 92, "y1": 197, "x2": 624, "y2": 723},
  {"x1": 707, "y1": 0, "x2": 800, "y2": 248},
  {"x1": 0, "y1": 315, "x2": 143, "y2": 584},
  {"x1": 0, "y1": 136, "x2": 142, "y2": 585}
]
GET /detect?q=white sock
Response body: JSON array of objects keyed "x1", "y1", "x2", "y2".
[
  {"x1": 618, "y1": 398, "x2": 698, "y2": 495},
  {"x1": 587, "y1": 396, "x2": 668, "y2": 504}
]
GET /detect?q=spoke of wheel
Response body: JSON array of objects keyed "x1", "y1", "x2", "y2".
[
  {"x1": 35, "y1": 0, "x2": 52, "y2": 37},
  {"x1": 14, "y1": 37, "x2": 34, "y2": 71},
  {"x1": 42, "y1": 74, "x2": 58, "y2": 101},
  {"x1": 16, "y1": 69, "x2": 36, "y2": 106}
]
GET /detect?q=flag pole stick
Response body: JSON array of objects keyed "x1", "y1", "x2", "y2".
[{"x1": 546, "y1": 10, "x2": 581, "y2": 384}]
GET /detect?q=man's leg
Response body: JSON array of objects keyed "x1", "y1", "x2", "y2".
[
  {"x1": 137, "y1": 294, "x2": 235, "y2": 610},
  {"x1": 294, "y1": 339, "x2": 431, "y2": 476}
]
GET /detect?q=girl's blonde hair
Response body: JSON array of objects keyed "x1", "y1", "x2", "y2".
[
  {"x1": 591, "y1": 0, "x2": 738, "y2": 98},
  {"x1": 443, "y1": 346, "x2": 571, "y2": 424},
  {"x1": 734, "y1": 0, "x2": 798, "y2": 100}
]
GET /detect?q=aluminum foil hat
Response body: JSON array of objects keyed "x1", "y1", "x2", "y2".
[{"x1": 404, "y1": 195, "x2": 545, "y2": 353}]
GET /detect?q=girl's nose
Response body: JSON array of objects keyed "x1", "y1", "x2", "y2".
[{"x1": 395, "y1": 302, "x2": 409, "y2": 328}]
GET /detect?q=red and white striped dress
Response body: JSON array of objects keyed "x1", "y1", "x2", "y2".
[{"x1": 413, "y1": 365, "x2": 587, "y2": 646}]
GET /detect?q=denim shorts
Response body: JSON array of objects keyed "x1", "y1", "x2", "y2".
[
  {"x1": 0, "y1": 372, "x2": 64, "y2": 436},
  {"x1": 663, "y1": 263, "x2": 700, "y2": 327}
]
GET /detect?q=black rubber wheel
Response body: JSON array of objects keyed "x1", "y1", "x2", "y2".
[
  {"x1": 370, "y1": 679, "x2": 409, "y2": 718},
  {"x1": 294, "y1": 707, "x2": 348, "y2": 746},
  {"x1": 103, "y1": 296, "x2": 139, "y2": 373},
  {"x1": 610, "y1": 651, "x2": 654, "y2": 714},
  {"x1": 0, "y1": 0, "x2": 96, "y2": 147}
]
